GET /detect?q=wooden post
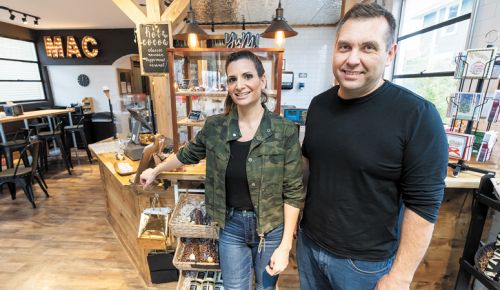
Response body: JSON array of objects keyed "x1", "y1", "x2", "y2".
[{"x1": 113, "y1": 0, "x2": 189, "y2": 144}]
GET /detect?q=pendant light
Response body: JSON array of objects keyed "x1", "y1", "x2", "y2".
[
  {"x1": 261, "y1": 0, "x2": 298, "y2": 47},
  {"x1": 174, "y1": 0, "x2": 208, "y2": 48}
]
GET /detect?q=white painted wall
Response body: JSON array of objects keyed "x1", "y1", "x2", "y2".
[
  {"x1": 470, "y1": 0, "x2": 500, "y2": 48},
  {"x1": 48, "y1": 54, "x2": 135, "y2": 134},
  {"x1": 208, "y1": 27, "x2": 336, "y2": 109}
]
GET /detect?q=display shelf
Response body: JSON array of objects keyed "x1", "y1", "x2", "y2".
[
  {"x1": 177, "y1": 117, "x2": 205, "y2": 127},
  {"x1": 460, "y1": 259, "x2": 500, "y2": 290},
  {"x1": 478, "y1": 193, "x2": 500, "y2": 212},
  {"x1": 455, "y1": 174, "x2": 500, "y2": 290},
  {"x1": 175, "y1": 89, "x2": 277, "y2": 98},
  {"x1": 167, "y1": 48, "x2": 284, "y2": 151}
]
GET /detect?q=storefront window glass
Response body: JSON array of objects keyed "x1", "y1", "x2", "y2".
[
  {"x1": 392, "y1": 0, "x2": 474, "y2": 120},
  {"x1": 0, "y1": 36, "x2": 45, "y2": 103}
]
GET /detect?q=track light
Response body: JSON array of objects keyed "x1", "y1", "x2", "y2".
[{"x1": 1, "y1": 6, "x2": 41, "y2": 26}]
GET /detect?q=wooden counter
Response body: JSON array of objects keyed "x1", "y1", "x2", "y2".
[
  {"x1": 91, "y1": 150, "x2": 175, "y2": 287},
  {"x1": 92, "y1": 142, "x2": 498, "y2": 289}
]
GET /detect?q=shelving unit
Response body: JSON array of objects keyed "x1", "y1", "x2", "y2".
[
  {"x1": 455, "y1": 174, "x2": 500, "y2": 289},
  {"x1": 166, "y1": 48, "x2": 285, "y2": 151}
]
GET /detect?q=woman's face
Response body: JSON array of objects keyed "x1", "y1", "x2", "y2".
[{"x1": 226, "y1": 59, "x2": 266, "y2": 109}]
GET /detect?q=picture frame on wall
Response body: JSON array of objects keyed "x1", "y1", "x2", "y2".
[{"x1": 464, "y1": 47, "x2": 497, "y2": 79}]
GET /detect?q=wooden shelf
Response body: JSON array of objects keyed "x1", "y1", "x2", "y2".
[
  {"x1": 175, "y1": 90, "x2": 277, "y2": 98},
  {"x1": 177, "y1": 117, "x2": 205, "y2": 127}
]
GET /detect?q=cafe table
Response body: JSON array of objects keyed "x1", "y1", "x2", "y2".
[{"x1": 0, "y1": 108, "x2": 75, "y2": 143}]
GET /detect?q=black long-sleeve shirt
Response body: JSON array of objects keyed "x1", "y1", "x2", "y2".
[{"x1": 301, "y1": 81, "x2": 448, "y2": 260}]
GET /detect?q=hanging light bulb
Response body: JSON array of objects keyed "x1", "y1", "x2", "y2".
[
  {"x1": 188, "y1": 33, "x2": 199, "y2": 48},
  {"x1": 261, "y1": 0, "x2": 298, "y2": 47},
  {"x1": 275, "y1": 31, "x2": 285, "y2": 47},
  {"x1": 174, "y1": 0, "x2": 208, "y2": 47}
]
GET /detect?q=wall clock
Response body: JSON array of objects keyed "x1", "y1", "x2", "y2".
[{"x1": 77, "y1": 74, "x2": 90, "y2": 87}]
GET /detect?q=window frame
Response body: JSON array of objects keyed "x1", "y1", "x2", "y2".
[
  {"x1": 391, "y1": 0, "x2": 476, "y2": 81},
  {"x1": 0, "y1": 36, "x2": 47, "y2": 104}
]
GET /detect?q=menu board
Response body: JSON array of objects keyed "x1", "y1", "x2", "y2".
[{"x1": 138, "y1": 23, "x2": 172, "y2": 75}]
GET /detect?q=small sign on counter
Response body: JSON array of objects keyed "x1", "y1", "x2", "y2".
[{"x1": 138, "y1": 23, "x2": 172, "y2": 75}]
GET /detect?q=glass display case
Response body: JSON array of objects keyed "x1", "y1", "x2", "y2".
[{"x1": 166, "y1": 48, "x2": 285, "y2": 150}]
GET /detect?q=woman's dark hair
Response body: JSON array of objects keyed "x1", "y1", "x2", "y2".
[{"x1": 224, "y1": 50, "x2": 268, "y2": 114}]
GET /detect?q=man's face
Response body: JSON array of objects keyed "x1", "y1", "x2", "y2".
[{"x1": 333, "y1": 17, "x2": 397, "y2": 99}]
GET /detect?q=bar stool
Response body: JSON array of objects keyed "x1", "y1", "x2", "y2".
[
  {"x1": 28, "y1": 117, "x2": 50, "y2": 135},
  {"x1": 64, "y1": 116, "x2": 92, "y2": 164},
  {"x1": 37, "y1": 121, "x2": 72, "y2": 175}
]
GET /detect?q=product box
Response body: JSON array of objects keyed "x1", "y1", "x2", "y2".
[{"x1": 3, "y1": 104, "x2": 24, "y2": 116}]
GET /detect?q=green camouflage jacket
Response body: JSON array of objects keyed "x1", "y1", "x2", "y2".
[{"x1": 176, "y1": 107, "x2": 304, "y2": 235}]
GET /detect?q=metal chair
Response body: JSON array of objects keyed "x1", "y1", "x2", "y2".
[{"x1": 0, "y1": 140, "x2": 48, "y2": 208}]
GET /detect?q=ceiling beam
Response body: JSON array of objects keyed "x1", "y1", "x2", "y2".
[
  {"x1": 146, "y1": 0, "x2": 161, "y2": 22},
  {"x1": 161, "y1": 0, "x2": 189, "y2": 23},
  {"x1": 112, "y1": 0, "x2": 147, "y2": 24},
  {"x1": 341, "y1": 0, "x2": 360, "y2": 17}
]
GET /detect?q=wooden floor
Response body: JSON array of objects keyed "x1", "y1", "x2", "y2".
[{"x1": 0, "y1": 153, "x2": 300, "y2": 290}]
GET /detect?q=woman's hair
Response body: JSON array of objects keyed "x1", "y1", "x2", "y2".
[{"x1": 224, "y1": 50, "x2": 268, "y2": 114}]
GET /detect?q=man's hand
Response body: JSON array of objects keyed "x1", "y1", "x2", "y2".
[
  {"x1": 140, "y1": 168, "x2": 157, "y2": 189},
  {"x1": 375, "y1": 274, "x2": 410, "y2": 290},
  {"x1": 265, "y1": 246, "x2": 290, "y2": 276}
]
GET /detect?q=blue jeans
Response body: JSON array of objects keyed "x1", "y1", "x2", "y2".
[
  {"x1": 297, "y1": 230, "x2": 394, "y2": 290},
  {"x1": 218, "y1": 208, "x2": 284, "y2": 290}
]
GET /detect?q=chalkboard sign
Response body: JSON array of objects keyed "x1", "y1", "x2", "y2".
[{"x1": 138, "y1": 23, "x2": 172, "y2": 75}]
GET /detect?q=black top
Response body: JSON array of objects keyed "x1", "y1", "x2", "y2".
[
  {"x1": 226, "y1": 139, "x2": 254, "y2": 211},
  {"x1": 301, "y1": 81, "x2": 448, "y2": 260}
]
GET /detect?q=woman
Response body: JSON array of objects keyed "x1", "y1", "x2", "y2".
[{"x1": 140, "y1": 50, "x2": 304, "y2": 290}]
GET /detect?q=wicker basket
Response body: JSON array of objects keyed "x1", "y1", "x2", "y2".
[
  {"x1": 169, "y1": 193, "x2": 219, "y2": 239},
  {"x1": 173, "y1": 238, "x2": 220, "y2": 271}
]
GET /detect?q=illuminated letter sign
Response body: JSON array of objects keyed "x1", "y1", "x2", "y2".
[
  {"x1": 44, "y1": 36, "x2": 64, "y2": 58},
  {"x1": 82, "y1": 36, "x2": 98, "y2": 58},
  {"x1": 43, "y1": 35, "x2": 99, "y2": 59}
]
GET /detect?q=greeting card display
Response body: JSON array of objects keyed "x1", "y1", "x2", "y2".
[
  {"x1": 449, "y1": 92, "x2": 483, "y2": 121},
  {"x1": 464, "y1": 48, "x2": 497, "y2": 79},
  {"x1": 446, "y1": 132, "x2": 474, "y2": 161}
]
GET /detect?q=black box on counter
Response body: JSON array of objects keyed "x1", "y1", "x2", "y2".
[{"x1": 4, "y1": 104, "x2": 24, "y2": 116}]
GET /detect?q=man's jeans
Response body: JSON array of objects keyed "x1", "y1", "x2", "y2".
[
  {"x1": 297, "y1": 229, "x2": 394, "y2": 290},
  {"x1": 218, "y1": 208, "x2": 284, "y2": 290}
]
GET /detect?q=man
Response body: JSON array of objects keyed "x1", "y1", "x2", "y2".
[{"x1": 298, "y1": 3, "x2": 448, "y2": 290}]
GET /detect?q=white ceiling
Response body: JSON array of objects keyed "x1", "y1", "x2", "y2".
[{"x1": 0, "y1": 0, "x2": 341, "y2": 30}]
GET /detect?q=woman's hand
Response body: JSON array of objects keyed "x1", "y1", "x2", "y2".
[
  {"x1": 265, "y1": 246, "x2": 290, "y2": 276},
  {"x1": 140, "y1": 168, "x2": 157, "y2": 189}
]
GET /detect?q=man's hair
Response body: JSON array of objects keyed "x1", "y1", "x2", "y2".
[{"x1": 337, "y1": 2, "x2": 396, "y2": 50}]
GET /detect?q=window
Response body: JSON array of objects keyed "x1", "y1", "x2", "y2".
[
  {"x1": 393, "y1": 0, "x2": 474, "y2": 121},
  {"x1": 0, "y1": 36, "x2": 46, "y2": 103}
]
